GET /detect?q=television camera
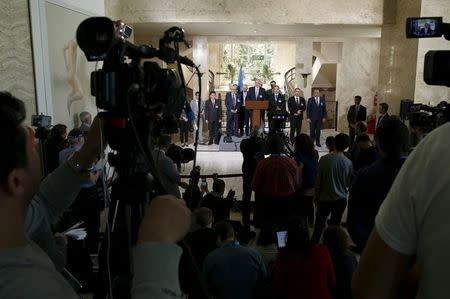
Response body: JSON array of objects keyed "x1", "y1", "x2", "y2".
[
  {"x1": 406, "y1": 17, "x2": 450, "y2": 87},
  {"x1": 76, "y1": 17, "x2": 204, "y2": 297}
]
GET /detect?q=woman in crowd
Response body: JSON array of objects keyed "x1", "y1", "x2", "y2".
[
  {"x1": 293, "y1": 134, "x2": 319, "y2": 226},
  {"x1": 179, "y1": 100, "x2": 190, "y2": 147},
  {"x1": 322, "y1": 226, "x2": 357, "y2": 299},
  {"x1": 272, "y1": 217, "x2": 335, "y2": 299}
]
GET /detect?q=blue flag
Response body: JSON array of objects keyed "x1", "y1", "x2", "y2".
[{"x1": 237, "y1": 64, "x2": 244, "y2": 92}]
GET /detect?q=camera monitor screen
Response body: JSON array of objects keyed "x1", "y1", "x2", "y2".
[
  {"x1": 406, "y1": 17, "x2": 442, "y2": 38},
  {"x1": 276, "y1": 231, "x2": 287, "y2": 248}
]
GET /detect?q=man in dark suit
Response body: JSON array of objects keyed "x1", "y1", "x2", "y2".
[
  {"x1": 347, "y1": 95, "x2": 367, "y2": 147},
  {"x1": 307, "y1": 89, "x2": 327, "y2": 147},
  {"x1": 419, "y1": 22, "x2": 435, "y2": 35},
  {"x1": 266, "y1": 80, "x2": 276, "y2": 98},
  {"x1": 376, "y1": 102, "x2": 390, "y2": 129},
  {"x1": 205, "y1": 91, "x2": 222, "y2": 145},
  {"x1": 288, "y1": 87, "x2": 307, "y2": 142},
  {"x1": 268, "y1": 85, "x2": 286, "y2": 111},
  {"x1": 238, "y1": 84, "x2": 250, "y2": 136},
  {"x1": 225, "y1": 84, "x2": 242, "y2": 137},
  {"x1": 246, "y1": 79, "x2": 266, "y2": 128},
  {"x1": 268, "y1": 85, "x2": 286, "y2": 133}
]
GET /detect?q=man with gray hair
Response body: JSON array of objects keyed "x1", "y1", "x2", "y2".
[{"x1": 79, "y1": 111, "x2": 92, "y2": 135}]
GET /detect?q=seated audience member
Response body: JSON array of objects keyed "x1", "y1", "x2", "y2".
[
  {"x1": 252, "y1": 134, "x2": 302, "y2": 228},
  {"x1": 204, "y1": 221, "x2": 267, "y2": 299},
  {"x1": 232, "y1": 221, "x2": 257, "y2": 246},
  {"x1": 0, "y1": 92, "x2": 191, "y2": 298},
  {"x1": 182, "y1": 166, "x2": 204, "y2": 210},
  {"x1": 186, "y1": 208, "x2": 217, "y2": 267},
  {"x1": 352, "y1": 121, "x2": 450, "y2": 299},
  {"x1": 253, "y1": 225, "x2": 278, "y2": 273},
  {"x1": 272, "y1": 217, "x2": 335, "y2": 299},
  {"x1": 293, "y1": 134, "x2": 319, "y2": 226},
  {"x1": 59, "y1": 128, "x2": 102, "y2": 255},
  {"x1": 312, "y1": 133, "x2": 353, "y2": 243},
  {"x1": 44, "y1": 124, "x2": 68, "y2": 175},
  {"x1": 201, "y1": 178, "x2": 234, "y2": 223},
  {"x1": 326, "y1": 136, "x2": 336, "y2": 153},
  {"x1": 347, "y1": 118, "x2": 409, "y2": 253},
  {"x1": 78, "y1": 111, "x2": 92, "y2": 136},
  {"x1": 349, "y1": 121, "x2": 368, "y2": 161},
  {"x1": 322, "y1": 226, "x2": 357, "y2": 299},
  {"x1": 180, "y1": 208, "x2": 217, "y2": 298},
  {"x1": 353, "y1": 134, "x2": 378, "y2": 172},
  {"x1": 152, "y1": 134, "x2": 182, "y2": 197}
]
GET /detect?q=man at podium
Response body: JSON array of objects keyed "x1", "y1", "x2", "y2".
[{"x1": 246, "y1": 79, "x2": 266, "y2": 127}]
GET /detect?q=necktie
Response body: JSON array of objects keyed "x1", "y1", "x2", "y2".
[
  {"x1": 355, "y1": 105, "x2": 359, "y2": 121},
  {"x1": 256, "y1": 88, "x2": 259, "y2": 99},
  {"x1": 316, "y1": 97, "x2": 319, "y2": 105},
  {"x1": 378, "y1": 115, "x2": 382, "y2": 126},
  {"x1": 232, "y1": 94, "x2": 236, "y2": 107},
  {"x1": 296, "y1": 97, "x2": 298, "y2": 105}
]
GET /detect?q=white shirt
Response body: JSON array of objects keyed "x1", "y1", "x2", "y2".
[{"x1": 375, "y1": 122, "x2": 450, "y2": 299}]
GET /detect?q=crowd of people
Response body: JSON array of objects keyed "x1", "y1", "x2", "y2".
[{"x1": 1, "y1": 88, "x2": 449, "y2": 299}]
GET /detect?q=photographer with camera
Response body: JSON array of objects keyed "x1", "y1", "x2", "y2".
[{"x1": 0, "y1": 92, "x2": 191, "y2": 298}]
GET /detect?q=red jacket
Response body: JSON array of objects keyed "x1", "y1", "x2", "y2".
[
  {"x1": 252, "y1": 155, "x2": 302, "y2": 198},
  {"x1": 272, "y1": 244, "x2": 336, "y2": 299}
]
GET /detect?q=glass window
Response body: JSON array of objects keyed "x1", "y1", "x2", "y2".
[{"x1": 221, "y1": 43, "x2": 274, "y2": 85}]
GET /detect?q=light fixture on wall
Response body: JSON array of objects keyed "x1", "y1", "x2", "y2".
[{"x1": 300, "y1": 72, "x2": 311, "y2": 88}]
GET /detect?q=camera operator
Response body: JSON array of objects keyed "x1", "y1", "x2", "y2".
[{"x1": 0, "y1": 92, "x2": 191, "y2": 298}]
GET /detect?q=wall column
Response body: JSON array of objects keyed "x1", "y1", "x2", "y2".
[
  {"x1": 295, "y1": 38, "x2": 313, "y2": 99},
  {"x1": 377, "y1": 0, "x2": 421, "y2": 115},
  {"x1": 192, "y1": 36, "x2": 209, "y2": 100}
]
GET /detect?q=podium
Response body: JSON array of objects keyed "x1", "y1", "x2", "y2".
[{"x1": 246, "y1": 100, "x2": 269, "y2": 128}]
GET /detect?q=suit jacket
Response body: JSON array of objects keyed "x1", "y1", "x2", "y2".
[
  {"x1": 247, "y1": 86, "x2": 267, "y2": 101},
  {"x1": 204, "y1": 99, "x2": 222, "y2": 123},
  {"x1": 376, "y1": 113, "x2": 390, "y2": 128},
  {"x1": 288, "y1": 96, "x2": 307, "y2": 119},
  {"x1": 190, "y1": 99, "x2": 205, "y2": 120},
  {"x1": 347, "y1": 105, "x2": 367, "y2": 127},
  {"x1": 269, "y1": 93, "x2": 286, "y2": 111},
  {"x1": 225, "y1": 92, "x2": 242, "y2": 114},
  {"x1": 307, "y1": 96, "x2": 327, "y2": 121},
  {"x1": 241, "y1": 91, "x2": 248, "y2": 107}
]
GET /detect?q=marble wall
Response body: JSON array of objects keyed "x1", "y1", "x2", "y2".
[
  {"x1": 377, "y1": 0, "x2": 421, "y2": 115},
  {"x1": 336, "y1": 38, "x2": 381, "y2": 132},
  {"x1": 0, "y1": 0, "x2": 36, "y2": 122},
  {"x1": 414, "y1": 0, "x2": 450, "y2": 104},
  {"x1": 105, "y1": 0, "x2": 383, "y2": 25}
]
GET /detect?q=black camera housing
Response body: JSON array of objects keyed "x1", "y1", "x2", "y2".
[{"x1": 406, "y1": 17, "x2": 450, "y2": 87}]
